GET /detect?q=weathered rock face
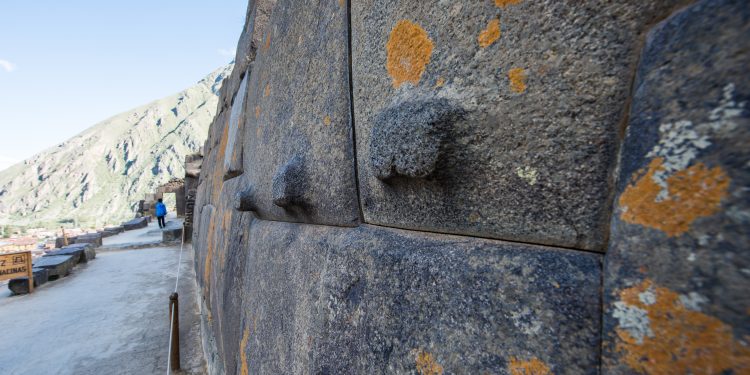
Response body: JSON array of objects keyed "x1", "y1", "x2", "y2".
[
  {"x1": 603, "y1": 0, "x2": 750, "y2": 373},
  {"x1": 351, "y1": 0, "x2": 692, "y2": 251},
  {"x1": 212, "y1": 220, "x2": 601, "y2": 374},
  {"x1": 234, "y1": 0, "x2": 358, "y2": 227},
  {"x1": 194, "y1": 0, "x2": 749, "y2": 374}
]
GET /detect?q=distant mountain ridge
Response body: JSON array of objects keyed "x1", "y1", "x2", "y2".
[{"x1": 0, "y1": 63, "x2": 233, "y2": 228}]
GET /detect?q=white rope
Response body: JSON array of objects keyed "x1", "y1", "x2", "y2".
[
  {"x1": 174, "y1": 224, "x2": 186, "y2": 293},
  {"x1": 167, "y1": 223, "x2": 186, "y2": 373}
]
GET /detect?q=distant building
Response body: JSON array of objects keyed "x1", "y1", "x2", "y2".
[{"x1": 0, "y1": 237, "x2": 39, "y2": 253}]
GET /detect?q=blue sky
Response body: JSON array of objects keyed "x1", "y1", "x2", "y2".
[{"x1": 0, "y1": 0, "x2": 247, "y2": 165}]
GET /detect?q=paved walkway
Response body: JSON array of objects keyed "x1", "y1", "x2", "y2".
[
  {"x1": 0, "y1": 239, "x2": 205, "y2": 374},
  {"x1": 103, "y1": 213, "x2": 182, "y2": 248}
]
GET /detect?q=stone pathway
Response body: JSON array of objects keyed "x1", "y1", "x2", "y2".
[
  {"x1": 0, "y1": 239, "x2": 204, "y2": 374},
  {"x1": 103, "y1": 213, "x2": 181, "y2": 248}
]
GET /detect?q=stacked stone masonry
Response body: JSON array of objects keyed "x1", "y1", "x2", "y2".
[{"x1": 193, "y1": 0, "x2": 749, "y2": 374}]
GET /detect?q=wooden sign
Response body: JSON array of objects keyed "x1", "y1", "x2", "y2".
[{"x1": 0, "y1": 251, "x2": 33, "y2": 293}]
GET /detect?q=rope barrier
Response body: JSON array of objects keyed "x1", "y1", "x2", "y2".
[
  {"x1": 167, "y1": 223, "x2": 186, "y2": 373},
  {"x1": 174, "y1": 223, "x2": 186, "y2": 293}
]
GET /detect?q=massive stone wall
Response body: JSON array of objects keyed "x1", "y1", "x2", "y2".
[{"x1": 194, "y1": 0, "x2": 749, "y2": 374}]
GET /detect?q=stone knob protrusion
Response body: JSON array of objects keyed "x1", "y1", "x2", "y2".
[
  {"x1": 272, "y1": 155, "x2": 308, "y2": 208},
  {"x1": 370, "y1": 98, "x2": 463, "y2": 181},
  {"x1": 234, "y1": 186, "x2": 257, "y2": 212}
]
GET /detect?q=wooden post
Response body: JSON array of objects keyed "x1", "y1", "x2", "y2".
[
  {"x1": 26, "y1": 251, "x2": 33, "y2": 294},
  {"x1": 169, "y1": 292, "x2": 181, "y2": 371},
  {"x1": 61, "y1": 226, "x2": 68, "y2": 247}
]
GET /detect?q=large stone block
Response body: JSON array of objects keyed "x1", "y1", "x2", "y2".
[
  {"x1": 54, "y1": 236, "x2": 67, "y2": 248},
  {"x1": 223, "y1": 72, "x2": 249, "y2": 180},
  {"x1": 351, "y1": 0, "x2": 690, "y2": 250},
  {"x1": 185, "y1": 154, "x2": 203, "y2": 178},
  {"x1": 234, "y1": 0, "x2": 360, "y2": 227},
  {"x1": 46, "y1": 243, "x2": 96, "y2": 264},
  {"x1": 197, "y1": 177, "x2": 256, "y2": 374},
  {"x1": 194, "y1": 204, "x2": 215, "y2": 295},
  {"x1": 122, "y1": 217, "x2": 148, "y2": 231},
  {"x1": 603, "y1": 0, "x2": 750, "y2": 373},
  {"x1": 162, "y1": 226, "x2": 183, "y2": 242},
  {"x1": 8, "y1": 268, "x2": 48, "y2": 295},
  {"x1": 227, "y1": 220, "x2": 600, "y2": 374},
  {"x1": 33, "y1": 255, "x2": 77, "y2": 280},
  {"x1": 73, "y1": 233, "x2": 102, "y2": 247},
  {"x1": 101, "y1": 226, "x2": 124, "y2": 238}
]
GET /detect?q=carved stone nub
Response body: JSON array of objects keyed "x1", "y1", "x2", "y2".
[
  {"x1": 234, "y1": 186, "x2": 257, "y2": 212},
  {"x1": 370, "y1": 97, "x2": 463, "y2": 180},
  {"x1": 272, "y1": 155, "x2": 308, "y2": 208}
]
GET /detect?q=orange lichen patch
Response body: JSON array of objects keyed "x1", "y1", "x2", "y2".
[
  {"x1": 386, "y1": 20, "x2": 434, "y2": 88},
  {"x1": 415, "y1": 350, "x2": 443, "y2": 375},
  {"x1": 435, "y1": 77, "x2": 445, "y2": 88},
  {"x1": 619, "y1": 158, "x2": 730, "y2": 236},
  {"x1": 203, "y1": 215, "x2": 216, "y2": 296},
  {"x1": 508, "y1": 357, "x2": 552, "y2": 375},
  {"x1": 219, "y1": 211, "x2": 232, "y2": 264},
  {"x1": 212, "y1": 122, "x2": 230, "y2": 202},
  {"x1": 478, "y1": 18, "x2": 501, "y2": 48},
  {"x1": 615, "y1": 280, "x2": 750, "y2": 374},
  {"x1": 495, "y1": 0, "x2": 522, "y2": 7},
  {"x1": 508, "y1": 68, "x2": 527, "y2": 93},
  {"x1": 255, "y1": 106, "x2": 261, "y2": 119},
  {"x1": 339, "y1": 0, "x2": 345, "y2": 7},
  {"x1": 264, "y1": 84, "x2": 271, "y2": 97},
  {"x1": 264, "y1": 33, "x2": 271, "y2": 50},
  {"x1": 239, "y1": 326, "x2": 250, "y2": 375},
  {"x1": 323, "y1": 115, "x2": 332, "y2": 126}
]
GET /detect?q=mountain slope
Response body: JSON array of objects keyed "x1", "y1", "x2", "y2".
[{"x1": 0, "y1": 64, "x2": 233, "y2": 228}]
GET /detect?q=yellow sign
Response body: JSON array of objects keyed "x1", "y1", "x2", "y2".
[{"x1": 0, "y1": 251, "x2": 33, "y2": 292}]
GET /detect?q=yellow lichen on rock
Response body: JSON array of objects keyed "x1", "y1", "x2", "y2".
[
  {"x1": 508, "y1": 68, "x2": 527, "y2": 93},
  {"x1": 508, "y1": 357, "x2": 552, "y2": 375},
  {"x1": 264, "y1": 33, "x2": 271, "y2": 50},
  {"x1": 386, "y1": 20, "x2": 434, "y2": 88},
  {"x1": 415, "y1": 350, "x2": 443, "y2": 375},
  {"x1": 212, "y1": 120, "x2": 230, "y2": 202},
  {"x1": 323, "y1": 115, "x2": 332, "y2": 126},
  {"x1": 614, "y1": 280, "x2": 750, "y2": 374},
  {"x1": 239, "y1": 326, "x2": 250, "y2": 375},
  {"x1": 264, "y1": 83, "x2": 271, "y2": 97},
  {"x1": 619, "y1": 158, "x2": 730, "y2": 236},
  {"x1": 495, "y1": 0, "x2": 522, "y2": 7},
  {"x1": 203, "y1": 214, "x2": 216, "y2": 296},
  {"x1": 478, "y1": 18, "x2": 501, "y2": 48}
]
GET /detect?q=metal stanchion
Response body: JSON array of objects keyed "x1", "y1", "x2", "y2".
[{"x1": 168, "y1": 292, "x2": 181, "y2": 371}]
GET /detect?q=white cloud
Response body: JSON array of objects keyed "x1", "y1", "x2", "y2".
[
  {"x1": 0, "y1": 59, "x2": 16, "y2": 73},
  {"x1": 217, "y1": 49, "x2": 236, "y2": 57}
]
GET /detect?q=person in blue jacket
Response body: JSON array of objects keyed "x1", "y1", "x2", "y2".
[{"x1": 155, "y1": 198, "x2": 167, "y2": 229}]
